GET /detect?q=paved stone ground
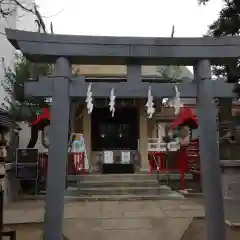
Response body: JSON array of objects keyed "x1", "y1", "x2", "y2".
[
  {"x1": 3, "y1": 199, "x2": 205, "y2": 240},
  {"x1": 182, "y1": 218, "x2": 240, "y2": 240}
]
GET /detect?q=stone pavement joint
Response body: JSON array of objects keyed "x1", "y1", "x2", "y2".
[{"x1": 3, "y1": 199, "x2": 204, "y2": 240}]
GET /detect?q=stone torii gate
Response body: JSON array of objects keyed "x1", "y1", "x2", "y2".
[{"x1": 6, "y1": 28, "x2": 239, "y2": 240}]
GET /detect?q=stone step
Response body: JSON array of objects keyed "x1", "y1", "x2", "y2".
[
  {"x1": 77, "y1": 179, "x2": 159, "y2": 188},
  {"x1": 66, "y1": 185, "x2": 172, "y2": 196},
  {"x1": 23, "y1": 191, "x2": 185, "y2": 201},
  {"x1": 63, "y1": 192, "x2": 184, "y2": 201},
  {"x1": 67, "y1": 173, "x2": 193, "y2": 183}
]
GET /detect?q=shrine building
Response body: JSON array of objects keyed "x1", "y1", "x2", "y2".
[
  {"x1": 72, "y1": 64, "x2": 193, "y2": 173},
  {"x1": 69, "y1": 65, "x2": 240, "y2": 173}
]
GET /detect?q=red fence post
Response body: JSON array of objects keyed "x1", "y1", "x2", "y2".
[
  {"x1": 148, "y1": 153, "x2": 153, "y2": 175},
  {"x1": 81, "y1": 152, "x2": 85, "y2": 175}
]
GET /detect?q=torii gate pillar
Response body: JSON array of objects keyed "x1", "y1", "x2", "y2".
[
  {"x1": 43, "y1": 57, "x2": 71, "y2": 240},
  {"x1": 195, "y1": 60, "x2": 225, "y2": 240}
]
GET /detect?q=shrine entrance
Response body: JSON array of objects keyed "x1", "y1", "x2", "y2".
[
  {"x1": 91, "y1": 106, "x2": 138, "y2": 151},
  {"x1": 7, "y1": 28, "x2": 240, "y2": 240},
  {"x1": 91, "y1": 105, "x2": 139, "y2": 173}
]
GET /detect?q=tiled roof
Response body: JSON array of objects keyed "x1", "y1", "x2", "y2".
[{"x1": 0, "y1": 108, "x2": 21, "y2": 130}]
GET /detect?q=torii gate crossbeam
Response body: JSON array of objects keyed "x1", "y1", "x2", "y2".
[
  {"x1": 25, "y1": 76, "x2": 235, "y2": 98},
  {"x1": 6, "y1": 28, "x2": 240, "y2": 240}
]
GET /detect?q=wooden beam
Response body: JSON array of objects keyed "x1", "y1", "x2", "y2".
[
  {"x1": 24, "y1": 80, "x2": 53, "y2": 97},
  {"x1": 24, "y1": 78, "x2": 235, "y2": 99},
  {"x1": 6, "y1": 28, "x2": 240, "y2": 65}
]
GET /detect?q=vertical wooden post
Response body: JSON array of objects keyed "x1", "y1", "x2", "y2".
[
  {"x1": 43, "y1": 57, "x2": 71, "y2": 240},
  {"x1": 139, "y1": 101, "x2": 149, "y2": 171},
  {"x1": 83, "y1": 106, "x2": 91, "y2": 166},
  {"x1": 194, "y1": 60, "x2": 226, "y2": 240}
]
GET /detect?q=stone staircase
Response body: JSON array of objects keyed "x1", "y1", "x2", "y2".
[{"x1": 64, "y1": 173, "x2": 186, "y2": 201}]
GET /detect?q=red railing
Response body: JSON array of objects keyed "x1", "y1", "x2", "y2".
[
  {"x1": 38, "y1": 152, "x2": 85, "y2": 180},
  {"x1": 148, "y1": 140, "x2": 200, "y2": 191}
]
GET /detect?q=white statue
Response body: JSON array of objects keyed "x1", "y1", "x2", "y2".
[
  {"x1": 85, "y1": 83, "x2": 93, "y2": 114},
  {"x1": 172, "y1": 84, "x2": 182, "y2": 116},
  {"x1": 145, "y1": 86, "x2": 155, "y2": 118},
  {"x1": 109, "y1": 88, "x2": 116, "y2": 117}
]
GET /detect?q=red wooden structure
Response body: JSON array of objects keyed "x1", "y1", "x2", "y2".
[
  {"x1": 29, "y1": 108, "x2": 85, "y2": 176},
  {"x1": 148, "y1": 107, "x2": 200, "y2": 190},
  {"x1": 31, "y1": 108, "x2": 50, "y2": 127},
  {"x1": 38, "y1": 152, "x2": 85, "y2": 181}
]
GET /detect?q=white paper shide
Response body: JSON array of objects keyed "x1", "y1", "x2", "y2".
[
  {"x1": 109, "y1": 88, "x2": 116, "y2": 117},
  {"x1": 145, "y1": 86, "x2": 155, "y2": 118},
  {"x1": 85, "y1": 83, "x2": 93, "y2": 114},
  {"x1": 172, "y1": 84, "x2": 182, "y2": 116}
]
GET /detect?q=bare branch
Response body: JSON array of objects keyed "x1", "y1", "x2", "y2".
[
  {"x1": 34, "y1": 4, "x2": 46, "y2": 33},
  {"x1": 41, "y1": 8, "x2": 65, "y2": 19},
  {"x1": 0, "y1": 0, "x2": 34, "y2": 18},
  {"x1": 12, "y1": 0, "x2": 34, "y2": 13},
  {"x1": 198, "y1": 0, "x2": 211, "y2": 5}
]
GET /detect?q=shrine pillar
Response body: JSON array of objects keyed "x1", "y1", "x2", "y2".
[
  {"x1": 43, "y1": 57, "x2": 71, "y2": 240},
  {"x1": 139, "y1": 100, "x2": 148, "y2": 171},
  {"x1": 194, "y1": 59, "x2": 225, "y2": 240},
  {"x1": 70, "y1": 101, "x2": 78, "y2": 132}
]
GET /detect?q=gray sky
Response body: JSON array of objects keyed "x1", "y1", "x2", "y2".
[
  {"x1": 37, "y1": 0, "x2": 223, "y2": 37},
  {"x1": 0, "y1": 0, "x2": 225, "y2": 105}
]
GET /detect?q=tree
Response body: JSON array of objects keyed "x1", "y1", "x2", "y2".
[
  {"x1": 199, "y1": 0, "x2": 240, "y2": 159},
  {"x1": 0, "y1": 0, "x2": 34, "y2": 18},
  {"x1": 0, "y1": 1, "x2": 54, "y2": 121},
  {"x1": 1, "y1": 53, "x2": 52, "y2": 121}
]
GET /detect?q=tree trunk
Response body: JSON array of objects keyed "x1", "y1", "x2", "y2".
[{"x1": 218, "y1": 98, "x2": 233, "y2": 160}]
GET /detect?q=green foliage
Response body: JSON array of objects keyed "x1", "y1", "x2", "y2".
[
  {"x1": 208, "y1": 0, "x2": 240, "y2": 37},
  {"x1": 202, "y1": 0, "x2": 240, "y2": 151},
  {"x1": 203, "y1": 0, "x2": 240, "y2": 83},
  {"x1": 157, "y1": 66, "x2": 182, "y2": 80},
  {"x1": 1, "y1": 54, "x2": 52, "y2": 120}
]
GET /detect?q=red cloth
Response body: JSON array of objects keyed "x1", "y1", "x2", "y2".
[
  {"x1": 31, "y1": 108, "x2": 50, "y2": 126},
  {"x1": 171, "y1": 108, "x2": 197, "y2": 129}
]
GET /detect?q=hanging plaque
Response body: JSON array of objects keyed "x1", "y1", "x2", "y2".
[
  {"x1": 121, "y1": 151, "x2": 130, "y2": 164},
  {"x1": 104, "y1": 151, "x2": 113, "y2": 164}
]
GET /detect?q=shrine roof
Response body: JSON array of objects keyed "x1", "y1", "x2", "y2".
[
  {"x1": 6, "y1": 29, "x2": 240, "y2": 65},
  {"x1": 0, "y1": 109, "x2": 21, "y2": 131}
]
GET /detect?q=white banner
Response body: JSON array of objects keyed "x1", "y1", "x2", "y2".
[
  {"x1": 121, "y1": 151, "x2": 130, "y2": 164},
  {"x1": 104, "y1": 151, "x2": 114, "y2": 164}
]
